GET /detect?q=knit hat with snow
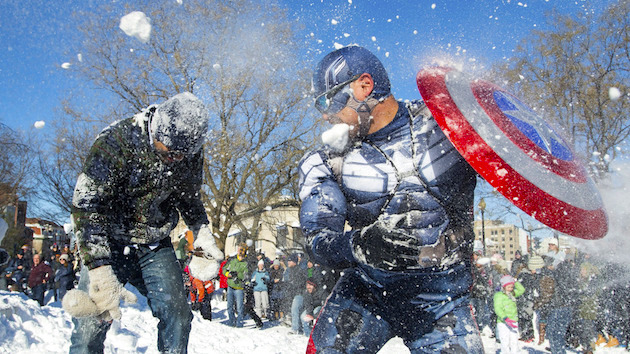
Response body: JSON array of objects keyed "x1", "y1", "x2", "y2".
[{"x1": 151, "y1": 92, "x2": 208, "y2": 155}]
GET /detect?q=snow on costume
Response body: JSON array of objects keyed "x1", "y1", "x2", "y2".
[
  {"x1": 65, "y1": 92, "x2": 223, "y2": 353},
  {"x1": 300, "y1": 46, "x2": 483, "y2": 353}
]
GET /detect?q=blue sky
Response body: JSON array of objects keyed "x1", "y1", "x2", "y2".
[{"x1": 0, "y1": 0, "x2": 615, "y2": 132}]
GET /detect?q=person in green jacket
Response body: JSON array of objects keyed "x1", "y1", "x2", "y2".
[
  {"x1": 223, "y1": 243, "x2": 249, "y2": 327},
  {"x1": 494, "y1": 274, "x2": 525, "y2": 354}
]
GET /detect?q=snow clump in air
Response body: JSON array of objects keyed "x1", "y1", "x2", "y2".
[
  {"x1": 322, "y1": 124, "x2": 351, "y2": 152},
  {"x1": 609, "y1": 87, "x2": 621, "y2": 101},
  {"x1": 119, "y1": 11, "x2": 152, "y2": 43},
  {"x1": 34, "y1": 121, "x2": 45, "y2": 129}
]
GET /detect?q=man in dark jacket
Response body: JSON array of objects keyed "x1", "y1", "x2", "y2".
[
  {"x1": 5, "y1": 250, "x2": 29, "y2": 292},
  {"x1": 283, "y1": 253, "x2": 306, "y2": 334},
  {"x1": 301, "y1": 279, "x2": 326, "y2": 336},
  {"x1": 27, "y1": 253, "x2": 53, "y2": 306},
  {"x1": 63, "y1": 92, "x2": 223, "y2": 354},
  {"x1": 547, "y1": 258, "x2": 579, "y2": 353}
]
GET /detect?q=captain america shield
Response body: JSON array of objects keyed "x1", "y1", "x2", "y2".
[{"x1": 417, "y1": 67, "x2": 608, "y2": 240}]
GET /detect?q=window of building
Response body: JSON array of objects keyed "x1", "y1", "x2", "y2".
[{"x1": 276, "y1": 225, "x2": 288, "y2": 249}]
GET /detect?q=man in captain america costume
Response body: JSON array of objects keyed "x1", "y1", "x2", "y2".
[{"x1": 298, "y1": 45, "x2": 484, "y2": 353}]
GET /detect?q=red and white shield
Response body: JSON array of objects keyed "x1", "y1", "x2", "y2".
[{"x1": 417, "y1": 67, "x2": 607, "y2": 239}]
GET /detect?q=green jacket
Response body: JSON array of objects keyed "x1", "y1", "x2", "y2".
[
  {"x1": 494, "y1": 281, "x2": 525, "y2": 322},
  {"x1": 72, "y1": 113, "x2": 208, "y2": 269},
  {"x1": 223, "y1": 256, "x2": 249, "y2": 290}
]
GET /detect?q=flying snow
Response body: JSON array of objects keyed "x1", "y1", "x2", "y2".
[
  {"x1": 34, "y1": 121, "x2": 45, "y2": 129},
  {"x1": 119, "y1": 11, "x2": 152, "y2": 43},
  {"x1": 321, "y1": 124, "x2": 350, "y2": 152},
  {"x1": 61, "y1": 63, "x2": 71, "y2": 69},
  {"x1": 609, "y1": 87, "x2": 621, "y2": 101}
]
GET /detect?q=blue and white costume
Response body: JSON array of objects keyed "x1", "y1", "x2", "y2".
[{"x1": 299, "y1": 100, "x2": 483, "y2": 353}]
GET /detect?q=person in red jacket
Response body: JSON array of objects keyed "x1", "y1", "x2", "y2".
[
  {"x1": 28, "y1": 253, "x2": 53, "y2": 306},
  {"x1": 218, "y1": 255, "x2": 229, "y2": 301}
]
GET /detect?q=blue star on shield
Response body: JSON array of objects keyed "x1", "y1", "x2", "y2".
[{"x1": 493, "y1": 91, "x2": 573, "y2": 161}]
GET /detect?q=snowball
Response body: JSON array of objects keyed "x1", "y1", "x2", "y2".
[
  {"x1": 61, "y1": 62, "x2": 71, "y2": 69},
  {"x1": 431, "y1": 4, "x2": 436, "y2": 9},
  {"x1": 331, "y1": 19, "x2": 338, "y2": 25},
  {"x1": 322, "y1": 124, "x2": 350, "y2": 152},
  {"x1": 34, "y1": 121, "x2": 45, "y2": 129},
  {"x1": 119, "y1": 11, "x2": 152, "y2": 43},
  {"x1": 609, "y1": 87, "x2": 621, "y2": 101},
  {"x1": 77, "y1": 53, "x2": 83, "y2": 62}
]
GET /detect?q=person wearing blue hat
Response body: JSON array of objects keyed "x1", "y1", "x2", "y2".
[{"x1": 299, "y1": 45, "x2": 482, "y2": 352}]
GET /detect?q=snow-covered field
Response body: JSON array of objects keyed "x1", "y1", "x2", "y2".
[{"x1": 0, "y1": 286, "x2": 627, "y2": 353}]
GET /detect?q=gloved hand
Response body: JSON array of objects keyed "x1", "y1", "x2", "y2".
[
  {"x1": 504, "y1": 318, "x2": 518, "y2": 329},
  {"x1": 87, "y1": 265, "x2": 137, "y2": 321},
  {"x1": 189, "y1": 225, "x2": 224, "y2": 281},
  {"x1": 62, "y1": 265, "x2": 137, "y2": 321},
  {"x1": 351, "y1": 222, "x2": 421, "y2": 271}
]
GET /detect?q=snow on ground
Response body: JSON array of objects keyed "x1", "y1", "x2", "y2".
[{"x1": 0, "y1": 286, "x2": 627, "y2": 353}]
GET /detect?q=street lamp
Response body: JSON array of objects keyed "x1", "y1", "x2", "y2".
[{"x1": 478, "y1": 198, "x2": 486, "y2": 255}]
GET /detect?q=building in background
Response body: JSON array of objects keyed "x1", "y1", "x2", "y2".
[
  {"x1": 171, "y1": 203, "x2": 303, "y2": 262},
  {"x1": 474, "y1": 220, "x2": 526, "y2": 261},
  {"x1": 25, "y1": 218, "x2": 68, "y2": 255}
]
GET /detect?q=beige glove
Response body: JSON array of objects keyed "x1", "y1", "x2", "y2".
[
  {"x1": 88, "y1": 265, "x2": 137, "y2": 320},
  {"x1": 62, "y1": 265, "x2": 136, "y2": 321},
  {"x1": 62, "y1": 289, "x2": 101, "y2": 318},
  {"x1": 189, "y1": 225, "x2": 223, "y2": 281}
]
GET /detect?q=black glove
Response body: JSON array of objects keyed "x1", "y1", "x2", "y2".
[{"x1": 352, "y1": 222, "x2": 421, "y2": 271}]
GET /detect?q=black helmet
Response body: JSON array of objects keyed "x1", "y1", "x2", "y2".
[{"x1": 312, "y1": 45, "x2": 390, "y2": 113}]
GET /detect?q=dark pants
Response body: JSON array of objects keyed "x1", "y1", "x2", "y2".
[
  {"x1": 308, "y1": 264, "x2": 483, "y2": 353},
  {"x1": 547, "y1": 307, "x2": 573, "y2": 354},
  {"x1": 69, "y1": 239, "x2": 192, "y2": 353},
  {"x1": 31, "y1": 283, "x2": 46, "y2": 306}
]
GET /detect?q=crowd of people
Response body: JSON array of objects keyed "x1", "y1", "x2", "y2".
[
  {"x1": 2, "y1": 238, "x2": 630, "y2": 353},
  {"x1": 471, "y1": 241, "x2": 630, "y2": 354},
  {"x1": 1, "y1": 243, "x2": 77, "y2": 306},
  {"x1": 180, "y1": 240, "x2": 339, "y2": 338}
]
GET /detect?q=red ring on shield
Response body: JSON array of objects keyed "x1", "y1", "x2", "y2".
[{"x1": 416, "y1": 67, "x2": 607, "y2": 240}]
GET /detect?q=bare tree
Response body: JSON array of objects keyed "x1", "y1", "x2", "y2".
[
  {"x1": 494, "y1": 1, "x2": 630, "y2": 178},
  {"x1": 39, "y1": 0, "x2": 319, "y2": 248},
  {"x1": 0, "y1": 123, "x2": 35, "y2": 208}
]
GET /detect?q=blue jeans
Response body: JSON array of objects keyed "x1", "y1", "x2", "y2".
[
  {"x1": 302, "y1": 306, "x2": 322, "y2": 336},
  {"x1": 70, "y1": 240, "x2": 192, "y2": 354},
  {"x1": 547, "y1": 307, "x2": 573, "y2": 354},
  {"x1": 291, "y1": 294, "x2": 304, "y2": 333},
  {"x1": 226, "y1": 287, "x2": 244, "y2": 327}
]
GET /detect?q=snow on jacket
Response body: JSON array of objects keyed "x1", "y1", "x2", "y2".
[
  {"x1": 251, "y1": 269, "x2": 270, "y2": 292},
  {"x1": 493, "y1": 281, "x2": 525, "y2": 322},
  {"x1": 71, "y1": 112, "x2": 208, "y2": 269},
  {"x1": 298, "y1": 100, "x2": 477, "y2": 271}
]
